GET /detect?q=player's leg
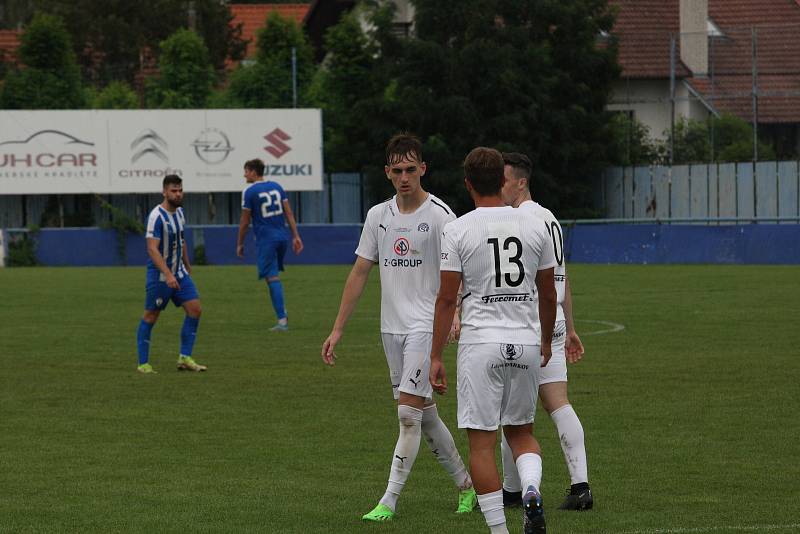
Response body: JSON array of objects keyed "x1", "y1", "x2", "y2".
[
  {"x1": 457, "y1": 344, "x2": 508, "y2": 533},
  {"x1": 407, "y1": 333, "x2": 475, "y2": 512},
  {"x1": 540, "y1": 382, "x2": 592, "y2": 510},
  {"x1": 175, "y1": 276, "x2": 206, "y2": 372},
  {"x1": 501, "y1": 343, "x2": 545, "y2": 533},
  {"x1": 137, "y1": 279, "x2": 169, "y2": 373},
  {"x1": 467, "y1": 429, "x2": 509, "y2": 534},
  {"x1": 137, "y1": 309, "x2": 160, "y2": 373},
  {"x1": 500, "y1": 430, "x2": 523, "y2": 506},
  {"x1": 364, "y1": 334, "x2": 424, "y2": 521},
  {"x1": 504, "y1": 425, "x2": 546, "y2": 534},
  {"x1": 260, "y1": 240, "x2": 288, "y2": 330}
]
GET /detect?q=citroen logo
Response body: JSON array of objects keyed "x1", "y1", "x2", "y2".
[{"x1": 131, "y1": 129, "x2": 168, "y2": 164}]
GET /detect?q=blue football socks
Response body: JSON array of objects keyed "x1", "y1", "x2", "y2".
[
  {"x1": 137, "y1": 319, "x2": 154, "y2": 365},
  {"x1": 267, "y1": 279, "x2": 287, "y2": 320},
  {"x1": 180, "y1": 316, "x2": 200, "y2": 356}
]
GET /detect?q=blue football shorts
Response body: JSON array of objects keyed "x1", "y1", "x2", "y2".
[
  {"x1": 256, "y1": 240, "x2": 288, "y2": 279},
  {"x1": 145, "y1": 272, "x2": 200, "y2": 310}
]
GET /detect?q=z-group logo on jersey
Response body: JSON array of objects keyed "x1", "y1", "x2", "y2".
[
  {"x1": 394, "y1": 238, "x2": 410, "y2": 256},
  {"x1": 418, "y1": 222, "x2": 429, "y2": 232},
  {"x1": 263, "y1": 127, "x2": 313, "y2": 177}
]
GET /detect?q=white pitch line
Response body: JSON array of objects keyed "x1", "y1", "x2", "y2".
[
  {"x1": 577, "y1": 319, "x2": 626, "y2": 336},
  {"x1": 622, "y1": 523, "x2": 800, "y2": 534}
]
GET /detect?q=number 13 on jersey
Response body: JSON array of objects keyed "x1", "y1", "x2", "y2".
[{"x1": 487, "y1": 222, "x2": 525, "y2": 288}]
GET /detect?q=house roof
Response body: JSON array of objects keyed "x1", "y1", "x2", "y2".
[
  {"x1": 689, "y1": 0, "x2": 800, "y2": 123},
  {"x1": 608, "y1": 0, "x2": 690, "y2": 79},
  {"x1": 611, "y1": 0, "x2": 800, "y2": 123},
  {"x1": 229, "y1": 3, "x2": 310, "y2": 60}
]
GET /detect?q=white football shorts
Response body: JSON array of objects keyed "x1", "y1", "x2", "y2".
[
  {"x1": 456, "y1": 342, "x2": 540, "y2": 431},
  {"x1": 539, "y1": 320, "x2": 568, "y2": 385},
  {"x1": 381, "y1": 331, "x2": 433, "y2": 401}
]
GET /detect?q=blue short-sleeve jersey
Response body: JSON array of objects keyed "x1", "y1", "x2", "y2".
[{"x1": 242, "y1": 180, "x2": 290, "y2": 243}]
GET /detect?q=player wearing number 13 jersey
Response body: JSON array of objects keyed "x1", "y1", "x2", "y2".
[
  {"x1": 237, "y1": 158, "x2": 303, "y2": 331},
  {"x1": 429, "y1": 147, "x2": 557, "y2": 534}
]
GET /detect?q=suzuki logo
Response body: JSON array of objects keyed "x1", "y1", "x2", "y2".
[
  {"x1": 131, "y1": 129, "x2": 168, "y2": 164},
  {"x1": 264, "y1": 128, "x2": 291, "y2": 159}
]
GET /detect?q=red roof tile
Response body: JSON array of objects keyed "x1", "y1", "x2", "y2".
[
  {"x1": 0, "y1": 30, "x2": 21, "y2": 64},
  {"x1": 608, "y1": 0, "x2": 690, "y2": 79},
  {"x1": 612, "y1": 0, "x2": 800, "y2": 122},
  {"x1": 229, "y1": 3, "x2": 310, "y2": 60}
]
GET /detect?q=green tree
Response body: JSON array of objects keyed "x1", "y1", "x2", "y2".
[
  {"x1": 313, "y1": 9, "x2": 380, "y2": 171},
  {"x1": 0, "y1": 12, "x2": 86, "y2": 109},
  {"x1": 608, "y1": 113, "x2": 659, "y2": 166},
  {"x1": 225, "y1": 11, "x2": 315, "y2": 108},
  {"x1": 145, "y1": 28, "x2": 215, "y2": 109},
  {"x1": 321, "y1": 0, "x2": 620, "y2": 216},
  {"x1": 667, "y1": 114, "x2": 776, "y2": 164},
  {"x1": 93, "y1": 81, "x2": 139, "y2": 108},
  {"x1": 36, "y1": 0, "x2": 245, "y2": 84}
]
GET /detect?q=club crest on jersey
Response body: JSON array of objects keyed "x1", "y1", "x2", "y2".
[
  {"x1": 394, "y1": 237, "x2": 410, "y2": 256},
  {"x1": 418, "y1": 222, "x2": 429, "y2": 232},
  {"x1": 501, "y1": 344, "x2": 523, "y2": 361}
]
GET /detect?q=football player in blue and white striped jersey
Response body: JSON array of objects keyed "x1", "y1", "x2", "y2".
[{"x1": 135, "y1": 174, "x2": 206, "y2": 374}]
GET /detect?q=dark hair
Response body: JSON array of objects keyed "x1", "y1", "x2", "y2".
[
  {"x1": 502, "y1": 152, "x2": 532, "y2": 185},
  {"x1": 163, "y1": 174, "x2": 182, "y2": 189},
  {"x1": 386, "y1": 133, "x2": 423, "y2": 166},
  {"x1": 464, "y1": 147, "x2": 504, "y2": 196},
  {"x1": 244, "y1": 158, "x2": 265, "y2": 177}
]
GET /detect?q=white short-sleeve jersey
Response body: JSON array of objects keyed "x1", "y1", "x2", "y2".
[
  {"x1": 440, "y1": 206, "x2": 556, "y2": 345},
  {"x1": 519, "y1": 200, "x2": 566, "y2": 323},
  {"x1": 355, "y1": 193, "x2": 456, "y2": 334}
]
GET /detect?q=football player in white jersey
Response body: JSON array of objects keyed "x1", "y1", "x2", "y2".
[
  {"x1": 430, "y1": 147, "x2": 557, "y2": 534},
  {"x1": 498, "y1": 152, "x2": 592, "y2": 511},
  {"x1": 321, "y1": 134, "x2": 477, "y2": 522}
]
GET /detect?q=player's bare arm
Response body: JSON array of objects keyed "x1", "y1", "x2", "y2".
[
  {"x1": 181, "y1": 240, "x2": 192, "y2": 275},
  {"x1": 321, "y1": 256, "x2": 374, "y2": 365},
  {"x1": 236, "y1": 208, "x2": 251, "y2": 258},
  {"x1": 429, "y1": 270, "x2": 461, "y2": 394},
  {"x1": 563, "y1": 276, "x2": 585, "y2": 363},
  {"x1": 448, "y1": 282, "x2": 464, "y2": 343},
  {"x1": 146, "y1": 237, "x2": 179, "y2": 289},
  {"x1": 535, "y1": 267, "x2": 557, "y2": 367},
  {"x1": 282, "y1": 199, "x2": 304, "y2": 255}
]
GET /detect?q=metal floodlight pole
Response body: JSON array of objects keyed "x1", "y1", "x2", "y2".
[
  {"x1": 291, "y1": 47, "x2": 297, "y2": 107},
  {"x1": 751, "y1": 27, "x2": 759, "y2": 162},
  {"x1": 670, "y1": 34, "x2": 676, "y2": 167}
]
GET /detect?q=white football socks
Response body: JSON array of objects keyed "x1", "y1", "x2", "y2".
[
  {"x1": 421, "y1": 404, "x2": 473, "y2": 490},
  {"x1": 551, "y1": 404, "x2": 588, "y2": 484},
  {"x1": 477, "y1": 490, "x2": 508, "y2": 534},
  {"x1": 516, "y1": 452, "x2": 543, "y2": 494},
  {"x1": 500, "y1": 431, "x2": 522, "y2": 492},
  {"x1": 379, "y1": 404, "x2": 423, "y2": 512}
]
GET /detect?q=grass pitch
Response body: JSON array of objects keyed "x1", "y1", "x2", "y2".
[{"x1": 1, "y1": 264, "x2": 798, "y2": 534}]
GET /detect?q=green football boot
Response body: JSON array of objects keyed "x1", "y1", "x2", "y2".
[
  {"x1": 362, "y1": 503, "x2": 395, "y2": 522},
  {"x1": 456, "y1": 487, "x2": 478, "y2": 513}
]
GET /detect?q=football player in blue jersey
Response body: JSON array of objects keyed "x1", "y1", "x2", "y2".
[
  {"x1": 236, "y1": 158, "x2": 303, "y2": 331},
  {"x1": 135, "y1": 174, "x2": 207, "y2": 374}
]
